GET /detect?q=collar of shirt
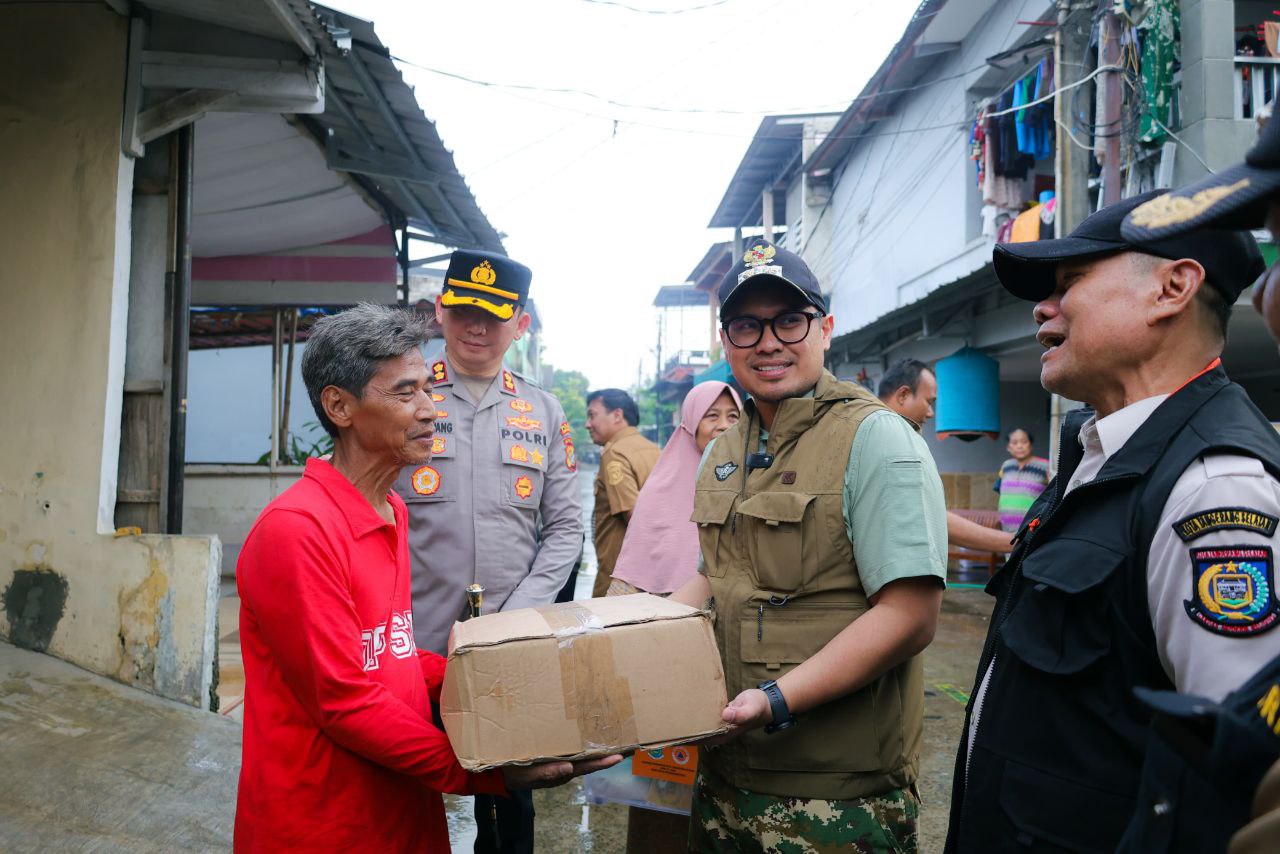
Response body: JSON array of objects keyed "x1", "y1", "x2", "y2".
[
  {"x1": 604, "y1": 425, "x2": 639, "y2": 452},
  {"x1": 1077, "y1": 394, "x2": 1171, "y2": 460},
  {"x1": 303, "y1": 458, "x2": 398, "y2": 539}
]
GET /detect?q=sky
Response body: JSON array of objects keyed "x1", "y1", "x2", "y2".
[{"x1": 328, "y1": 0, "x2": 918, "y2": 389}]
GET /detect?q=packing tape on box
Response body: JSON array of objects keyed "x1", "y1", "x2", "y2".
[{"x1": 541, "y1": 602, "x2": 639, "y2": 751}]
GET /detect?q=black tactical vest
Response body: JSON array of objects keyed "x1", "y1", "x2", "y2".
[
  {"x1": 1116, "y1": 651, "x2": 1280, "y2": 853},
  {"x1": 945, "y1": 367, "x2": 1280, "y2": 853}
]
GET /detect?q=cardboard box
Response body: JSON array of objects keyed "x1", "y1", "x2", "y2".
[{"x1": 441, "y1": 594, "x2": 729, "y2": 771}]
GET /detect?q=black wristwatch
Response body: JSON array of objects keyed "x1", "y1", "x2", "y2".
[{"x1": 758, "y1": 680, "x2": 797, "y2": 734}]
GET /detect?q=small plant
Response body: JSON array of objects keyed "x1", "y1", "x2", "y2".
[{"x1": 257, "y1": 421, "x2": 334, "y2": 466}]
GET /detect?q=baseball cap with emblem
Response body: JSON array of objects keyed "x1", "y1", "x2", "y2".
[
  {"x1": 718, "y1": 239, "x2": 828, "y2": 314},
  {"x1": 1122, "y1": 116, "x2": 1280, "y2": 240},
  {"x1": 993, "y1": 190, "x2": 1264, "y2": 303},
  {"x1": 440, "y1": 249, "x2": 532, "y2": 321}
]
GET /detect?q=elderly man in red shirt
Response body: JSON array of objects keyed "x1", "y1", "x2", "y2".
[{"x1": 234, "y1": 304, "x2": 617, "y2": 851}]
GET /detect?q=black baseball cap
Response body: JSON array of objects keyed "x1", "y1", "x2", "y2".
[
  {"x1": 1122, "y1": 116, "x2": 1280, "y2": 239},
  {"x1": 440, "y1": 249, "x2": 531, "y2": 321},
  {"x1": 994, "y1": 190, "x2": 1264, "y2": 303},
  {"x1": 718, "y1": 239, "x2": 828, "y2": 315}
]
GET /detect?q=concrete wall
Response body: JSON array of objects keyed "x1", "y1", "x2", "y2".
[
  {"x1": 184, "y1": 465, "x2": 304, "y2": 578},
  {"x1": 0, "y1": 7, "x2": 219, "y2": 708},
  {"x1": 1176, "y1": 0, "x2": 1262, "y2": 186},
  {"x1": 815, "y1": 0, "x2": 1053, "y2": 338}
]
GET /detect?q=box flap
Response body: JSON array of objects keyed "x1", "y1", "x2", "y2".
[{"x1": 451, "y1": 593, "x2": 702, "y2": 651}]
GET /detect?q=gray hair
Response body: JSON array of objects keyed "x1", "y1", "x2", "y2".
[{"x1": 301, "y1": 303, "x2": 431, "y2": 437}]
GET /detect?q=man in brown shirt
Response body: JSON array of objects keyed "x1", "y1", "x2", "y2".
[{"x1": 585, "y1": 388, "x2": 661, "y2": 597}]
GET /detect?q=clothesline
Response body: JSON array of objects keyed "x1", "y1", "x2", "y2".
[{"x1": 982, "y1": 63, "x2": 1128, "y2": 119}]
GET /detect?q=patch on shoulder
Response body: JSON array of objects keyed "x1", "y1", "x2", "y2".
[
  {"x1": 1173, "y1": 508, "x2": 1278, "y2": 542},
  {"x1": 714, "y1": 461, "x2": 738, "y2": 482},
  {"x1": 1184, "y1": 545, "x2": 1280, "y2": 637},
  {"x1": 606, "y1": 460, "x2": 627, "y2": 485}
]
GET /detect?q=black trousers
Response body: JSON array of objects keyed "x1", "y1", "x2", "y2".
[{"x1": 474, "y1": 790, "x2": 535, "y2": 854}]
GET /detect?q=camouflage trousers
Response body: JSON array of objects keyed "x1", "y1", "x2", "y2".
[{"x1": 688, "y1": 766, "x2": 919, "y2": 853}]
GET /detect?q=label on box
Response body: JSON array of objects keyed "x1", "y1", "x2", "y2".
[{"x1": 631, "y1": 745, "x2": 698, "y2": 785}]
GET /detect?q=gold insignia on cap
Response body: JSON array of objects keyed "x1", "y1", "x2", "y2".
[
  {"x1": 471, "y1": 260, "x2": 497, "y2": 286},
  {"x1": 1128, "y1": 178, "x2": 1252, "y2": 229},
  {"x1": 743, "y1": 244, "x2": 777, "y2": 267}
]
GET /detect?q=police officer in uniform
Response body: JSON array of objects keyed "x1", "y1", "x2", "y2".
[
  {"x1": 392, "y1": 249, "x2": 583, "y2": 854},
  {"x1": 671, "y1": 240, "x2": 948, "y2": 851},
  {"x1": 1117, "y1": 114, "x2": 1280, "y2": 854},
  {"x1": 945, "y1": 192, "x2": 1280, "y2": 853}
]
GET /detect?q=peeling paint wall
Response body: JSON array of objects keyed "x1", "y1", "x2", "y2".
[{"x1": 0, "y1": 7, "x2": 220, "y2": 708}]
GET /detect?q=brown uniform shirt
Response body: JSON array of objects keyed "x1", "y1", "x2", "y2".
[{"x1": 591, "y1": 426, "x2": 661, "y2": 596}]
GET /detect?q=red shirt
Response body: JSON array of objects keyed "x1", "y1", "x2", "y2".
[{"x1": 234, "y1": 459, "x2": 504, "y2": 852}]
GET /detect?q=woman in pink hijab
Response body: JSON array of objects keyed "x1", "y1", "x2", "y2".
[{"x1": 607, "y1": 381, "x2": 742, "y2": 596}]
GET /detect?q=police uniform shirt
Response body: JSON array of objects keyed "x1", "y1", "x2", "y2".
[{"x1": 393, "y1": 353, "x2": 584, "y2": 655}]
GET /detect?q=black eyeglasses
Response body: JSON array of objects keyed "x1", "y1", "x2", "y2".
[{"x1": 721, "y1": 311, "x2": 824, "y2": 348}]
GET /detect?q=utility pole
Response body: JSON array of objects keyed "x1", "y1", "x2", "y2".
[
  {"x1": 1050, "y1": 0, "x2": 1097, "y2": 466},
  {"x1": 1099, "y1": 8, "x2": 1124, "y2": 206}
]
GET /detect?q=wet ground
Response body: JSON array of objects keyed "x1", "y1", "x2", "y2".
[{"x1": 1, "y1": 461, "x2": 995, "y2": 851}]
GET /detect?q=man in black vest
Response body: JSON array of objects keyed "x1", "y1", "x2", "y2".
[
  {"x1": 944, "y1": 191, "x2": 1280, "y2": 853},
  {"x1": 1118, "y1": 121, "x2": 1280, "y2": 854}
]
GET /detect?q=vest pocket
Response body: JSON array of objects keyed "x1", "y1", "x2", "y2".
[
  {"x1": 996, "y1": 755, "x2": 1134, "y2": 852},
  {"x1": 736, "y1": 602, "x2": 883, "y2": 773},
  {"x1": 395, "y1": 459, "x2": 454, "y2": 503},
  {"x1": 1001, "y1": 539, "x2": 1125, "y2": 674},
  {"x1": 691, "y1": 490, "x2": 737, "y2": 578},
  {"x1": 735, "y1": 491, "x2": 816, "y2": 593}
]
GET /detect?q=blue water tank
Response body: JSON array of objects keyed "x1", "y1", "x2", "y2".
[{"x1": 934, "y1": 347, "x2": 1000, "y2": 441}]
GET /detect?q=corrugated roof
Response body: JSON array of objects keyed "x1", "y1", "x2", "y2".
[
  {"x1": 306, "y1": 5, "x2": 504, "y2": 253},
  {"x1": 708, "y1": 114, "x2": 841, "y2": 229}
]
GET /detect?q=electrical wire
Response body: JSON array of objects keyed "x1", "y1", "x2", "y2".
[
  {"x1": 1152, "y1": 117, "x2": 1215, "y2": 174},
  {"x1": 579, "y1": 0, "x2": 732, "y2": 12},
  {"x1": 390, "y1": 52, "x2": 993, "y2": 120}
]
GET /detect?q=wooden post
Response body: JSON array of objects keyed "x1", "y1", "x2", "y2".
[{"x1": 280, "y1": 307, "x2": 299, "y2": 459}]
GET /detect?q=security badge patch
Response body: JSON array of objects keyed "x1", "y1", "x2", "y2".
[
  {"x1": 1184, "y1": 545, "x2": 1280, "y2": 637},
  {"x1": 411, "y1": 465, "x2": 441, "y2": 496},
  {"x1": 714, "y1": 461, "x2": 738, "y2": 481},
  {"x1": 1173, "y1": 507, "x2": 1278, "y2": 541}
]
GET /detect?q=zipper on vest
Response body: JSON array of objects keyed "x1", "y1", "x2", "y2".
[
  {"x1": 756, "y1": 605, "x2": 763, "y2": 641},
  {"x1": 732, "y1": 512, "x2": 738, "y2": 534},
  {"x1": 959, "y1": 467, "x2": 1135, "y2": 843}
]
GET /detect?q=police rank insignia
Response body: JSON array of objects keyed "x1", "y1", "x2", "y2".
[
  {"x1": 714, "y1": 461, "x2": 738, "y2": 481},
  {"x1": 513, "y1": 475, "x2": 535, "y2": 500},
  {"x1": 431, "y1": 360, "x2": 448, "y2": 384},
  {"x1": 506, "y1": 415, "x2": 542, "y2": 431},
  {"x1": 1185, "y1": 546, "x2": 1280, "y2": 636},
  {"x1": 502, "y1": 370, "x2": 517, "y2": 394},
  {"x1": 1173, "y1": 507, "x2": 1278, "y2": 542},
  {"x1": 411, "y1": 465, "x2": 441, "y2": 496}
]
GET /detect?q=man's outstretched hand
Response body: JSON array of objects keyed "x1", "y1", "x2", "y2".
[{"x1": 501, "y1": 754, "x2": 624, "y2": 790}]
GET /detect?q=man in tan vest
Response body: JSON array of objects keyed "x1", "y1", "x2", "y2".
[{"x1": 672, "y1": 240, "x2": 947, "y2": 851}]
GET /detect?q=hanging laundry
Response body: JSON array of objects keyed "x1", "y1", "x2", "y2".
[
  {"x1": 1137, "y1": 0, "x2": 1180, "y2": 143},
  {"x1": 995, "y1": 89, "x2": 1034, "y2": 179}
]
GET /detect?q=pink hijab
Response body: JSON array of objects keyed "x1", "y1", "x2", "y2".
[{"x1": 611, "y1": 381, "x2": 742, "y2": 594}]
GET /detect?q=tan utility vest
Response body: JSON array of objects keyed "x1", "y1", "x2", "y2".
[{"x1": 692, "y1": 370, "x2": 924, "y2": 800}]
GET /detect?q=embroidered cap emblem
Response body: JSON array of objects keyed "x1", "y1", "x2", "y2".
[
  {"x1": 471, "y1": 260, "x2": 497, "y2": 286},
  {"x1": 714, "y1": 461, "x2": 738, "y2": 482},
  {"x1": 1127, "y1": 179, "x2": 1252, "y2": 230},
  {"x1": 411, "y1": 465, "x2": 441, "y2": 496},
  {"x1": 743, "y1": 243, "x2": 776, "y2": 267},
  {"x1": 1185, "y1": 546, "x2": 1280, "y2": 636}
]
